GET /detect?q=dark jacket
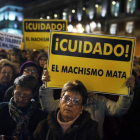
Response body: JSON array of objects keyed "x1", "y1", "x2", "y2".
[
  {"x1": 33, "y1": 109, "x2": 100, "y2": 140},
  {"x1": 0, "y1": 102, "x2": 48, "y2": 140},
  {"x1": 0, "y1": 83, "x2": 12, "y2": 102}
]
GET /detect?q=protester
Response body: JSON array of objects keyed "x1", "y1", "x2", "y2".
[
  {"x1": 37, "y1": 52, "x2": 48, "y2": 85},
  {"x1": 33, "y1": 80, "x2": 100, "y2": 140},
  {"x1": 103, "y1": 70, "x2": 137, "y2": 140},
  {"x1": 0, "y1": 75, "x2": 47, "y2": 140},
  {"x1": 21, "y1": 49, "x2": 27, "y2": 63},
  {"x1": 28, "y1": 50, "x2": 40, "y2": 63},
  {"x1": 0, "y1": 59, "x2": 16, "y2": 102},
  {"x1": 39, "y1": 70, "x2": 134, "y2": 139},
  {"x1": 118, "y1": 70, "x2": 140, "y2": 140},
  {"x1": 11, "y1": 59, "x2": 21, "y2": 78},
  {"x1": 4, "y1": 61, "x2": 40, "y2": 105},
  {"x1": 10, "y1": 48, "x2": 23, "y2": 64}
]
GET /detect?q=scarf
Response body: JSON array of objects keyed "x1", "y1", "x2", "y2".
[{"x1": 9, "y1": 97, "x2": 37, "y2": 140}]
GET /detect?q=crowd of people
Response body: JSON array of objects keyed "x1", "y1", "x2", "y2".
[{"x1": 0, "y1": 48, "x2": 139, "y2": 140}]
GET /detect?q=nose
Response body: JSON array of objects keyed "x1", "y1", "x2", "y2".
[
  {"x1": 66, "y1": 99, "x2": 73, "y2": 106},
  {"x1": 18, "y1": 97, "x2": 24, "y2": 101}
]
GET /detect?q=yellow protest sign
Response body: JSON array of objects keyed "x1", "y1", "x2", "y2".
[
  {"x1": 47, "y1": 31, "x2": 135, "y2": 96},
  {"x1": 23, "y1": 19, "x2": 67, "y2": 50}
]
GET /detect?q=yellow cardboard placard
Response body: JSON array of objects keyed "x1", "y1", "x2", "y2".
[
  {"x1": 47, "y1": 31, "x2": 135, "y2": 96},
  {"x1": 23, "y1": 19, "x2": 67, "y2": 50}
]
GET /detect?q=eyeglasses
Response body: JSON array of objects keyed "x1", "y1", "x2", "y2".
[
  {"x1": 14, "y1": 93, "x2": 30, "y2": 100},
  {"x1": 24, "y1": 68, "x2": 37, "y2": 74},
  {"x1": 61, "y1": 95, "x2": 82, "y2": 106},
  {"x1": 0, "y1": 72, "x2": 12, "y2": 75}
]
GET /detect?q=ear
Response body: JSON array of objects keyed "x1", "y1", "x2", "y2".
[
  {"x1": 81, "y1": 105, "x2": 84, "y2": 111},
  {"x1": 59, "y1": 98, "x2": 61, "y2": 108}
]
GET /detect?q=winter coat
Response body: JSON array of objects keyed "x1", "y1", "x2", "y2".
[
  {"x1": 0, "y1": 102, "x2": 48, "y2": 140},
  {"x1": 33, "y1": 109, "x2": 100, "y2": 140}
]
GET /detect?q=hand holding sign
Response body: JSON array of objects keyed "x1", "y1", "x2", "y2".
[
  {"x1": 126, "y1": 77, "x2": 135, "y2": 91},
  {"x1": 42, "y1": 70, "x2": 51, "y2": 83}
]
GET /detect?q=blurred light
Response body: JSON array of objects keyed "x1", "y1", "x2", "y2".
[
  {"x1": 90, "y1": 21, "x2": 96, "y2": 29},
  {"x1": 9, "y1": 13, "x2": 15, "y2": 20},
  {"x1": 101, "y1": 9, "x2": 106, "y2": 17},
  {"x1": 89, "y1": 11, "x2": 94, "y2": 19},
  {"x1": 85, "y1": 24, "x2": 90, "y2": 33},
  {"x1": 112, "y1": 1, "x2": 116, "y2": 5},
  {"x1": 18, "y1": 16, "x2": 23, "y2": 21},
  {"x1": 54, "y1": 14, "x2": 57, "y2": 18},
  {"x1": 14, "y1": 23, "x2": 17, "y2": 29},
  {"x1": 83, "y1": 7, "x2": 86, "y2": 10},
  {"x1": 72, "y1": 9, "x2": 75, "y2": 13},
  {"x1": 77, "y1": 14, "x2": 82, "y2": 21},
  {"x1": 97, "y1": 23, "x2": 101, "y2": 28},
  {"x1": 76, "y1": 23, "x2": 82, "y2": 29},
  {"x1": 40, "y1": 17, "x2": 43, "y2": 19},
  {"x1": 78, "y1": 27, "x2": 84, "y2": 33},
  {"x1": 63, "y1": 12, "x2": 66, "y2": 16},
  {"x1": 73, "y1": 28, "x2": 78, "y2": 32},
  {"x1": 46, "y1": 16, "x2": 50, "y2": 19},
  {"x1": 67, "y1": 24, "x2": 73, "y2": 32},
  {"x1": 95, "y1": 4, "x2": 99, "y2": 8}
]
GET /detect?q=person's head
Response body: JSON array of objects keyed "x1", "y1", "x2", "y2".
[
  {"x1": 0, "y1": 59, "x2": 16, "y2": 85},
  {"x1": 133, "y1": 56, "x2": 139, "y2": 65},
  {"x1": 19, "y1": 61, "x2": 39, "y2": 79},
  {"x1": 132, "y1": 64, "x2": 140, "y2": 78},
  {"x1": 21, "y1": 50, "x2": 27, "y2": 59},
  {"x1": 13, "y1": 75, "x2": 38, "y2": 107},
  {"x1": 28, "y1": 50, "x2": 40, "y2": 63},
  {"x1": 11, "y1": 59, "x2": 21, "y2": 74},
  {"x1": 10, "y1": 48, "x2": 22, "y2": 61},
  {"x1": 59, "y1": 80, "x2": 88, "y2": 122},
  {"x1": 37, "y1": 52, "x2": 48, "y2": 68}
]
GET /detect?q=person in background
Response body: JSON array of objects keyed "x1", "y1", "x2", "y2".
[
  {"x1": 118, "y1": 70, "x2": 140, "y2": 140},
  {"x1": 0, "y1": 75, "x2": 47, "y2": 140},
  {"x1": 28, "y1": 50, "x2": 40, "y2": 64},
  {"x1": 21, "y1": 50, "x2": 27, "y2": 63},
  {"x1": 7, "y1": 50, "x2": 11, "y2": 60},
  {"x1": 0, "y1": 49, "x2": 7, "y2": 58},
  {"x1": 39, "y1": 70, "x2": 134, "y2": 139},
  {"x1": 0, "y1": 59, "x2": 16, "y2": 102},
  {"x1": 103, "y1": 70, "x2": 137, "y2": 140},
  {"x1": 33, "y1": 80, "x2": 100, "y2": 140},
  {"x1": 37, "y1": 52, "x2": 48, "y2": 85},
  {"x1": 10, "y1": 48, "x2": 23, "y2": 64},
  {"x1": 133, "y1": 56, "x2": 139, "y2": 65},
  {"x1": 4, "y1": 61, "x2": 40, "y2": 107}
]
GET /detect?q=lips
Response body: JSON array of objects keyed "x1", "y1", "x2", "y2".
[{"x1": 64, "y1": 108, "x2": 72, "y2": 113}]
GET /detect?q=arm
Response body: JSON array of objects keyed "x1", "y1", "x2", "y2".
[
  {"x1": 39, "y1": 70, "x2": 59, "y2": 112},
  {"x1": 104, "y1": 91, "x2": 134, "y2": 116},
  {"x1": 105, "y1": 77, "x2": 134, "y2": 116},
  {"x1": 39, "y1": 87, "x2": 59, "y2": 112}
]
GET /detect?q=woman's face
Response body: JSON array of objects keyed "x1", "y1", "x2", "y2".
[
  {"x1": 59, "y1": 91, "x2": 84, "y2": 122},
  {"x1": 0, "y1": 66, "x2": 13, "y2": 85},
  {"x1": 39, "y1": 57, "x2": 47, "y2": 67},
  {"x1": 14, "y1": 85, "x2": 34, "y2": 107}
]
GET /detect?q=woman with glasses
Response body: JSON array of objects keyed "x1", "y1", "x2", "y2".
[
  {"x1": 33, "y1": 80, "x2": 100, "y2": 140},
  {"x1": 3, "y1": 61, "x2": 40, "y2": 105},
  {"x1": 0, "y1": 59, "x2": 16, "y2": 102},
  {"x1": 39, "y1": 69, "x2": 134, "y2": 140},
  {"x1": 0, "y1": 75, "x2": 47, "y2": 140}
]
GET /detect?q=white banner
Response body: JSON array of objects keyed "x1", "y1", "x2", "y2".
[{"x1": 0, "y1": 31, "x2": 23, "y2": 50}]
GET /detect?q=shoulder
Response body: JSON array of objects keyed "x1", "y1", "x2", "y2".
[
  {"x1": 0, "y1": 102, "x2": 9, "y2": 109},
  {"x1": 0, "y1": 102, "x2": 9, "y2": 114}
]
